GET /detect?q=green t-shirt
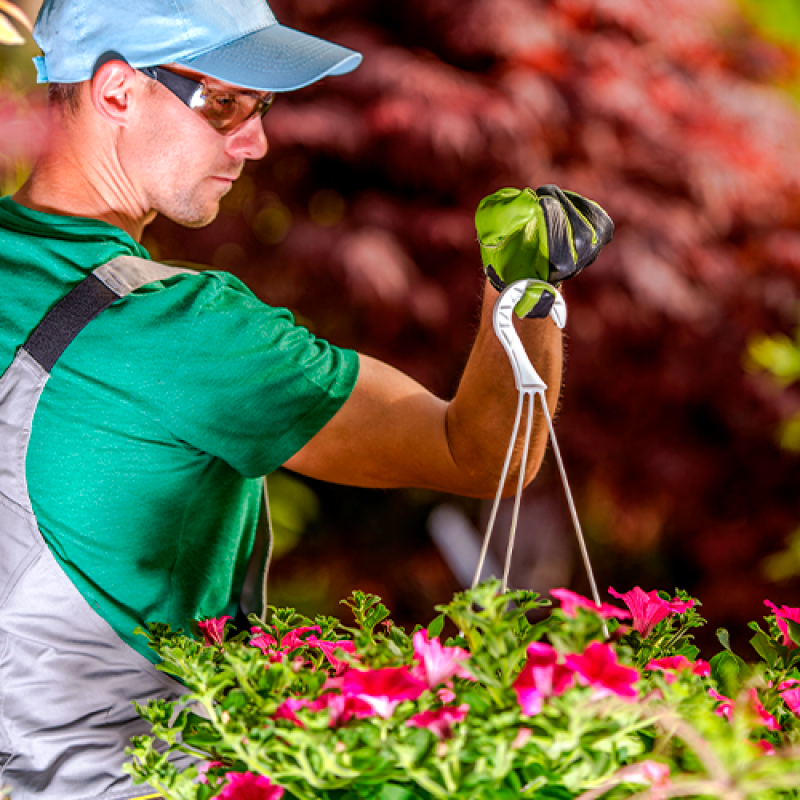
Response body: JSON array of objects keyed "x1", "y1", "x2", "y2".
[{"x1": 0, "y1": 197, "x2": 359, "y2": 662}]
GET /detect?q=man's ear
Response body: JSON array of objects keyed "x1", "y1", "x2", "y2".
[{"x1": 90, "y1": 60, "x2": 138, "y2": 125}]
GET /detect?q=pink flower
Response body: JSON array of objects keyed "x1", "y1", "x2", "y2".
[
  {"x1": 341, "y1": 666, "x2": 427, "y2": 718},
  {"x1": 748, "y1": 688, "x2": 779, "y2": 731},
  {"x1": 411, "y1": 630, "x2": 473, "y2": 688},
  {"x1": 647, "y1": 655, "x2": 711, "y2": 684},
  {"x1": 280, "y1": 626, "x2": 322, "y2": 652},
  {"x1": 708, "y1": 688, "x2": 734, "y2": 720},
  {"x1": 765, "y1": 600, "x2": 800, "y2": 650},
  {"x1": 217, "y1": 771, "x2": 284, "y2": 800},
  {"x1": 197, "y1": 761, "x2": 224, "y2": 785},
  {"x1": 273, "y1": 698, "x2": 307, "y2": 728},
  {"x1": 406, "y1": 704, "x2": 469, "y2": 739},
  {"x1": 307, "y1": 637, "x2": 356, "y2": 675},
  {"x1": 513, "y1": 642, "x2": 575, "y2": 716},
  {"x1": 511, "y1": 727, "x2": 532, "y2": 749},
  {"x1": 307, "y1": 691, "x2": 374, "y2": 727},
  {"x1": 565, "y1": 642, "x2": 639, "y2": 700},
  {"x1": 197, "y1": 616, "x2": 232, "y2": 647},
  {"x1": 616, "y1": 760, "x2": 671, "y2": 787},
  {"x1": 608, "y1": 587, "x2": 694, "y2": 638},
  {"x1": 551, "y1": 588, "x2": 630, "y2": 621},
  {"x1": 757, "y1": 740, "x2": 776, "y2": 756},
  {"x1": 437, "y1": 687, "x2": 456, "y2": 704},
  {"x1": 249, "y1": 626, "x2": 321, "y2": 662},
  {"x1": 707, "y1": 688, "x2": 777, "y2": 729},
  {"x1": 779, "y1": 680, "x2": 800, "y2": 715}
]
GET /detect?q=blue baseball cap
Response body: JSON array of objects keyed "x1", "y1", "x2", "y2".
[{"x1": 32, "y1": 0, "x2": 362, "y2": 91}]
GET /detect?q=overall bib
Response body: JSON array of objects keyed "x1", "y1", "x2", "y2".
[{"x1": 0, "y1": 256, "x2": 198, "y2": 799}]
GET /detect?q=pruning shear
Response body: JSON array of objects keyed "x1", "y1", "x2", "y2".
[{"x1": 471, "y1": 279, "x2": 604, "y2": 619}]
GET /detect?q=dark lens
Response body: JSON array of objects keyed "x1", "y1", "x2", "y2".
[{"x1": 197, "y1": 87, "x2": 275, "y2": 134}]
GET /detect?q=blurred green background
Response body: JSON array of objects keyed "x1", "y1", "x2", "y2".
[{"x1": 3, "y1": 0, "x2": 800, "y2": 655}]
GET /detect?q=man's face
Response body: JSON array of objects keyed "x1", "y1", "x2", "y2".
[{"x1": 128, "y1": 65, "x2": 269, "y2": 228}]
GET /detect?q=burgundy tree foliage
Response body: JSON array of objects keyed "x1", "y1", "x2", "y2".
[
  {"x1": 146, "y1": 0, "x2": 800, "y2": 645},
  {"x1": 5, "y1": 0, "x2": 800, "y2": 646}
]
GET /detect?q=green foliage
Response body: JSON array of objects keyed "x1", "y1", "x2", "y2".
[{"x1": 126, "y1": 582, "x2": 800, "y2": 800}]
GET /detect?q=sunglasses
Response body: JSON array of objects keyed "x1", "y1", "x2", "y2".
[{"x1": 138, "y1": 66, "x2": 275, "y2": 135}]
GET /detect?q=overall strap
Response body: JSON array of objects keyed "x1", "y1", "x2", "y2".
[{"x1": 22, "y1": 255, "x2": 195, "y2": 373}]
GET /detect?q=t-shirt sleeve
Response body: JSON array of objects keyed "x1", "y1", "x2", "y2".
[{"x1": 164, "y1": 272, "x2": 359, "y2": 477}]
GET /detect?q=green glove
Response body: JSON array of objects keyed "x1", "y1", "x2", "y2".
[{"x1": 475, "y1": 185, "x2": 614, "y2": 318}]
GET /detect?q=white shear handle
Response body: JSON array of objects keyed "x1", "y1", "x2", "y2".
[{"x1": 492, "y1": 280, "x2": 566, "y2": 393}]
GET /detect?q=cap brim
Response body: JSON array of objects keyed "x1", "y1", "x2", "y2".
[{"x1": 176, "y1": 23, "x2": 362, "y2": 92}]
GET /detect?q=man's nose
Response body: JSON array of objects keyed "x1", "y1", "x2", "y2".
[{"x1": 227, "y1": 114, "x2": 269, "y2": 161}]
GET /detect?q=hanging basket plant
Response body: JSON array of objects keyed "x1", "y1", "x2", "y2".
[{"x1": 126, "y1": 579, "x2": 800, "y2": 800}]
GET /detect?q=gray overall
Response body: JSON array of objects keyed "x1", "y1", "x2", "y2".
[{"x1": 0, "y1": 256, "x2": 199, "y2": 799}]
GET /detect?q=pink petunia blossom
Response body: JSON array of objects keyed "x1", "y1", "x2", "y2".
[
  {"x1": 646, "y1": 655, "x2": 711, "y2": 684},
  {"x1": 340, "y1": 666, "x2": 427, "y2": 718},
  {"x1": 249, "y1": 626, "x2": 321, "y2": 662},
  {"x1": 307, "y1": 637, "x2": 356, "y2": 675},
  {"x1": 217, "y1": 771, "x2": 284, "y2": 800},
  {"x1": 197, "y1": 760, "x2": 224, "y2": 785},
  {"x1": 608, "y1": 587, "x2": 694, "y2": 638},
  {"x1": 757, "y1": 740, "x2": 776, "y2": 756},
  {"x1": 513, "y1": 642, "x2": 575, "y2": 716},
  {"x1": 748, "y1": 688, "x2": 780, "y2": 731},
  {"x1": 551, "y1": 588, "x2": 630, "y2": 621},
  {"x1": 437, "y1": 687, "x2": 456, "y2": 704},
  {"x1": 511, "y1": 727, "x2": 532, "y2": 749},
  {"x1": 307, "y1": 691, "x2": 375, "y2": 727},
  {"x1": 616, "y1": 760, "x2": 671, "y2": 787},
  {"x1": 273, "y1": 698, "x2": 307, "y2": 728},
  {"x1": 709, "y1": 687, "x2": 779, "y2": 730},
  {"x1": 565, "y1": 641, "x2": 639, "y2": 700},
  {"x1": 765, "y1": 600, "x2": 800, "y2": 651},
  {"x1": 406, "y1": 704, "x2": 469, "y2": 739},
  {"x1": 197, "y1": 616, "x2": 232, "y2": 647},
  {"x1": 411, "y1": 630, "x2": 473, "y2": 689},
  {"x1": 779, "y1": 680, "x2": 800, "y2": 715},
  {"x1": 708, "y1": 688, "x2": 734, "y2": 720}
]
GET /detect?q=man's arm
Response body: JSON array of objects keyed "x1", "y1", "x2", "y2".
[{"x1": 284, "y1": 279, "x2": 562, "y2": 499}]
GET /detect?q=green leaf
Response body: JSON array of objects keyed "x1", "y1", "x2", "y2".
[
  {"x1": 716, "y1": 627, "x2": 732, "y2": 651},
  {"x1": 749, "y1": 630, "x2": 779, "y2": 668},
  {"x1": 786, "y1": 618, "x2": 800, "y2": 648},
  {"x1": 709, "y1": 650, "x2": 748, "y2": 697},
  {"x1": 426, "y1": 614, "x2": 445, "y2": 639}
]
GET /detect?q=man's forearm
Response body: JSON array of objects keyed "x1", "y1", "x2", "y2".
[{"x1": 445, "y1": 280, "x2": 563, "y2": 497}]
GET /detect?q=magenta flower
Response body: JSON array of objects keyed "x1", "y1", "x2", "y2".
[
  {"x1": 341, "y1": 666, "x2": 427, "y2": 718},
  {"x1": 765, "y1": 600, "x2": 800, "y2": 650},
  {"x1": 217, "y1": 771, "x2": 284, "y2": 800},
  {"x1": 273, "y1": 698, "x2": 307, "y2": 728},
  {"x1": 307, "y1": 637, "x2": 356, "y2": 675},
  {"x1": 616, "y1": 760, "x2": 670, "y2": 787},
  {"x1": 406, "y1": 704, "x2": 469, "y2": 739},
  {"x1": 551, "y1": 588, "x2": 630, "y2": 621},
  {"x1": 197, "y1": 761, "x2": 224, "y2": 785},
  {"x1": 250, "y1": 626, "x2": 321, "y2": 662},
  {"x1": 411, "y1": 630, "x2": 473, "y2": 688},
  {"x1": 608, "y1": 587, "x2": 694, "y2": 638},
  {"x1": 513, "y1": 642, "x2": 575, "y2": 716},
  {"x1": 779, "y1": 679, "x2": 800, "y2": 715},
  {"x1": 197, "y1": 616, "x2": 232, "y2": 647},
  {"x1": 757, "y1": 740, "x2": 776, "y2": 756},
  {"x1": 307, "y1": 691, "x2": 375, "y2": 727},
  {"x1": 646, "y1": 655, "x2": 711, "y2": 684},
  {"x1": 708, "y1": 687, "x2": 734, "y2": 720},
  {"x1": 748, "y1": 688, "x2": 779, "y2": 731},
  {"x1": 565, "y1": 642, "x2": 639, "y2": 700}
]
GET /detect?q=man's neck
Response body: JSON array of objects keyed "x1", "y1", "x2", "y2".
[{"x1": 13, "y1": 116, "x2": 153, "y2": 241}]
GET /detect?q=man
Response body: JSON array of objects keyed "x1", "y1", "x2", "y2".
[{"x1": 0, "y1": 0, "x2": 612, "y2": 796}]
